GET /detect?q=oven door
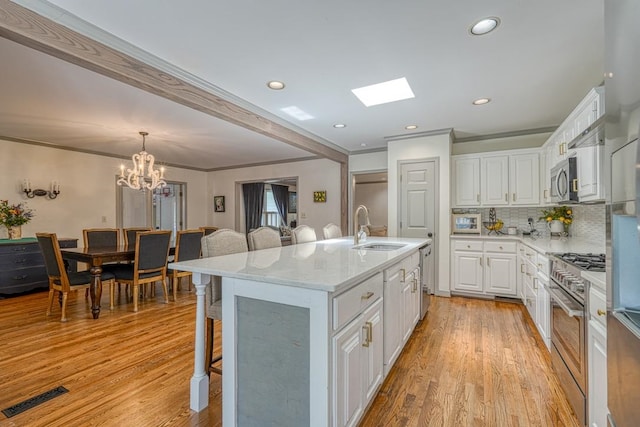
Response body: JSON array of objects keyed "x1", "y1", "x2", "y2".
[{"x1": 549, "y1": 281, "x2": 586, "y2": 425}]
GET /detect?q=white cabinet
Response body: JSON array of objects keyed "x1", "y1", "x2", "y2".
[
  {"x1": 576, "y1": 145, "x2": 605, "y2": 202},
  {"x1": 588, "y1": 319, "x2": 607, "y2": 427},
  {"x1": 333, "y1": 298, "x2": 383, "y2": 427},
  {"x1": 451, "y1": 239, "x2": 518, "y2": 297},
  {"x1": 481, "y1": 155, "x2": 509, "y2": 206},
  {"x1": 510, "y1": 153, "x2": 540, "y2": 205},
  {"x1": 383, "y1": 254, "x2": 421, "y2": 375},
  {"x1": 540, "y1": 147, "x2": 553, "y2": 204},
  {"x1": 454, "y1": 157, "x2": 480, "y2": 206},
  {"x1": 518, "y1": 242, "x2": 551, "y2": 348},
  {"x1": 452, "y1": 149, "x2": 541, "y2": 208}
]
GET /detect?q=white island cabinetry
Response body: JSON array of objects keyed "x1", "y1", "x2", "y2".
[{"x1": 169, "y1": 237, "x2": 428, "y2": 427}]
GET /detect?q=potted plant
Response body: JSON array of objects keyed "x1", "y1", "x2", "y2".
[
  {"x1": 0, "y1": 200, "x2": 34, "y2": 239},
  {"x1": 539, "y1": 206, "x2": 573, "y2": 235}
]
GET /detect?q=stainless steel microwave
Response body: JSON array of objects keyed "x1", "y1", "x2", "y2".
[
  {"x1": 451, "y1": 213, "x2": 481, "y2": 234},
  {"x1": 550, "y1": 157, "x2": 578, "y2": 203}
]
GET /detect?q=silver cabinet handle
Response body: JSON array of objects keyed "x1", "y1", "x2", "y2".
[
  {"x1": 362, "y1": 322, "x2": 373, "y2": 347},
  {"x1": 412, "y1": 278, "x2": 418, "y2": 293},
  {"x1": 533, "y1": 277, "x2": 538, "y2": 290},
  {"x1": 521, "y1": 264, "x2": 525, "y2": 273},
  {"x1": 479, "y1": 257, "x2": 482, "y2": 267},
  {"x1": 544, "y1": 189, "x2": 548, "y2": 199}
]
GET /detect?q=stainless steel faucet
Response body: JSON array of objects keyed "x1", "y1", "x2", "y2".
[{"x1": 353, "y1": 205, "x2": 371, "y2": 245}]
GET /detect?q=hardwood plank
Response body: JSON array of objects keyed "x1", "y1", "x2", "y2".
[{"x1": 0, "y1": 290, "x2": 580, "y2": 426}]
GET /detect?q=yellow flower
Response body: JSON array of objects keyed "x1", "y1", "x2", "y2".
[
  {"x1": 546, "y1": 216, "x2": 552, "y2": 222},
  {"x1": 559, "y1": 217, "x2": 565, "y2": 222},
  {"x1": 566, "y1": 209, "x2": 572, "y2": 215}
]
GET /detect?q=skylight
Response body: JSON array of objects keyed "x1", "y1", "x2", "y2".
[{"x1": 351, "y1": 77, "x2": 415, "y2": 107}]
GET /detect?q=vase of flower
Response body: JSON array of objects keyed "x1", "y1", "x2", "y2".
[
  {"x1": 540, "y1": 206, "x2": 573, "y2": 237},
  {"x1": 7, "y1": 225, "x2": 22, "y2": 240},
  {"x1": 548, "y1": 220, "x2": 564, "y2": 234}
]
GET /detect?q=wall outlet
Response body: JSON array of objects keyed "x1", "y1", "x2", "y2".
[
  {"x1": 300, "y1": 212, "x2": 307, "y2": 219},
  {"x1": 101, "y1": 216, "x2": 107, "y2": 223}
]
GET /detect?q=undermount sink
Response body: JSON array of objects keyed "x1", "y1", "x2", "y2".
[{"x1": 354, "y1": 243, "x2": 407, "y2": 251}]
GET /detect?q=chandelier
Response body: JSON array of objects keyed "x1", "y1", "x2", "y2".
[{"x1": 117, "y1": 131, "x2": 166, "y2": 191}]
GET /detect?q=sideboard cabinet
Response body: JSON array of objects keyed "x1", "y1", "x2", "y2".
[{"x1": 0, "y1": 238, "x2": 77, "y2": 296}]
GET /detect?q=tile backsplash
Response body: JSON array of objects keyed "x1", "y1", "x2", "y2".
[{"x1": 469, "y1": 204, "x2": 606, "y2": 240}]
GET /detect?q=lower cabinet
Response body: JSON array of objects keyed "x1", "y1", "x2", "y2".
[
  {"x1": 451, "y1": 239, "x2": 517, "y2": 297},
  {"x1": 333, "y1": 298, "x2": 383, "y2": 427},
  {"x1": 588, "y1": 319, "x2": 607, "y2": 427}
]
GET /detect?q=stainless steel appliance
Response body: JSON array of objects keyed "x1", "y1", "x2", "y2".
[
  {"x1": 550, "y1": 157, "x2": 579, "y2": 203},
  {"x1": 549, "y1": 253, "x2": 605, "y2": 426},
  {"x1": 606, "y1": 1, "x2": 640, "y2": 426},
  {"x1": 419, "y1": 238, "x2": 433, "y2": 319},
  {"x1": 451, "y1": 213, "x2": 481, "y2": 234}
]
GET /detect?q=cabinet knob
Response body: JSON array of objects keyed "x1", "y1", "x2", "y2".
[
  {"x1": 467, "y1": 245, "x2": 471, "y2": 248},
  {"x1": 597, "y1": 309, "x2": 606, "y2": 316},
  {"x1": 499, "y1": 246, "x2": 503, "y2": 250}
]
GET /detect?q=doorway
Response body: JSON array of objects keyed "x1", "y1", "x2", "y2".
[
  {"x1": 350, "y1": 171, "x2": 388, "y2": 235},
  {"x1": 117, "y1": 181, "x2": 185, "y2": 245}
]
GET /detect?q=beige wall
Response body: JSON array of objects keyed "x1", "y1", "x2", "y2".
[
  {"x1": 207, "y1": 158, "x2": 342, "y2": 238},
  {"x1": 0, "y1": 139, "x2": 208, "y2": 241},
  {"x1": 388, "y1": 132, "x2": 452, "y2": 296}
]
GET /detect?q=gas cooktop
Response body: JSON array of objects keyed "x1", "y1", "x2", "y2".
[{"x1": 554, "y1": 252, "x2": 605, "y2": 272}]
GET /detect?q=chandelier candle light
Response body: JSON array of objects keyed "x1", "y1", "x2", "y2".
[{"x1": 118, "y1": 131, "x2": 166, "y2": 191}]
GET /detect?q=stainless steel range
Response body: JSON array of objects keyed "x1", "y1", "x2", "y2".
[{"x1": 548, "y1": 252, "x2": 604, "y2": 426}]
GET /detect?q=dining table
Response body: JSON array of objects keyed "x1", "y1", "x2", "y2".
[{"x1": 60, "y1": 245, "x2": 175, "y2": 319}]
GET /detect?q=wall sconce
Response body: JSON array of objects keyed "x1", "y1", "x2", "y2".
[{"x1": 23, "y1": 179, "x2": 60, "y2": 199}]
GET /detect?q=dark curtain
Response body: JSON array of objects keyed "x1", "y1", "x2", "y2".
[
  {"x1": 242, "y1": 182, "x2": 265, "y2": 232},
  {"x1": 270, "y1": 184, "x2": 289, "y2": 226}
]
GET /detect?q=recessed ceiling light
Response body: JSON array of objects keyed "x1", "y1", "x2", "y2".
[
  {"x1": 405, "y1": 125, "x2": 418, "y2": 130},
  {"x1": 280, "y1": 106, "x2": 313, "y2": 121},
  {"x1": 360, "y1": 143, "x2": 367, "y2": 147},
  {"x1": 472, "y1": 98, "x2": 491, "y2": 105},
  {"x1": 352, "y1": 77, "x2": 415, "y2": 107},
  {"x1": 333, "y1": 123, "x2": 346, "y2": 128},
  {"x1": 469, "y1": 17, "x2": 500, "y2": 36},
  {"x1": 267, "y1": 80, "x2": 285, "y2": 90}
]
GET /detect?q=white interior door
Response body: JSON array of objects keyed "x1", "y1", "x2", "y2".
[{"x1": 399, "y1": 161, "x2": 436, "y2": 239}]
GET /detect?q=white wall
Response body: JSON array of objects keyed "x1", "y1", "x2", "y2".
[
  {"x1": 0, "y1": 139, "x2": 208, "y2": 241},
  {"x1": 388, "y1": 132, "x2": 452, "y2": 296},
  {"x1": 208, "y1": 158, "x2": 341, "y2": 238},
  {"x1": 349, "y1": 151, "x2": 387, "y2": 172}
]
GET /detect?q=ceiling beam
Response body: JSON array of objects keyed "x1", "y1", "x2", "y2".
[{"x1": 0, "y1": 0, "x2": 348, "y2": 164}]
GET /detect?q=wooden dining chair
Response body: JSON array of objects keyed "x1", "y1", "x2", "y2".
[
  {"x1": 167, "y1": 229, "x2": 204, "y2": 301},
  {"x1": 200, "y1": 226, "x2": 219, "y2": 236},
  {"x1": 111, "y1": 230, "x2": 172, "y2": 312},
  {"x1": 83, "y1": 228, "x2": 119, "y2": 248},
  {"x1": 201, "y1": 228, "x2": 248, "y2": 375},
  {"x1": 37, "y1": 232, "x2": 116, "y2": 322},
  {"x1": 123, "y1": 227, "x2": 152, "y2": 246},
  {"x1": 322, "y1": 223, "x2": 342, "y2": 240},
  {"x1": 291, "y1": 225, "x2": 317, "y2": 244},
  {"x1": 247, "y1": 226, "x2": 282, "y2": 251}
]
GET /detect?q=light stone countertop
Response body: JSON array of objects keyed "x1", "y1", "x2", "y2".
[
  {"x1": 169, "y1": 236, "x2": 430, "y2": 294},
  {"x1": 450, "y1": 233, "x2": 605, "y2": 255}
]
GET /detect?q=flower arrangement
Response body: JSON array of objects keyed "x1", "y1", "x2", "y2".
[
  {"x1": 539, "y1": 205, "x2": 573, "y2": 225},
  {"x1": 0, "y1": 200, "x2": 34, "y2": 227}
]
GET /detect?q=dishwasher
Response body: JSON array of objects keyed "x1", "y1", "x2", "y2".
[{"x1": 419, "y1": 238, "x2": 433, "y2": 319}]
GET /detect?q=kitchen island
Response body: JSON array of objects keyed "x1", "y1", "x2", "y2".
[{"x1": 169, "y1": 236, "x2": 429, "y2": 426}]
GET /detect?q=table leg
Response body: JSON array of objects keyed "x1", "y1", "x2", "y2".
[
  {"x1": 190, "y1": 272, "x2": 211, "y2": 412},
  {"x1": 89, "y1": 265, "x2": 103, "y2": 319}
]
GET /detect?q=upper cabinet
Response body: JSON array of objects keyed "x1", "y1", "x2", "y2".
[{"x1": 452, "y1": 149, "x2": 540, "y2": 207}]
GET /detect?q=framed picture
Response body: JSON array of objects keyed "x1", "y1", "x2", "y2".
[
  {"x1": 313, "y1": 191, "x2": 326, "y2": 203},
  {"x1": 288, "y1": 192, "x2": 297, "y2": 213},
  {"x1": 214, "y1": 196, "x2": 225, "y2": 213}
]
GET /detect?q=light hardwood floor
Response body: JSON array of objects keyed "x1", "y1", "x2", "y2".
[{"x1": 0, "y1": 287, "x2": 579, "y2": 427}]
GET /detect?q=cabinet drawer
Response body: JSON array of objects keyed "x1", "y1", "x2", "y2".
[
  {"x1": 0, "y1": 267, "x2": 48, "y2": 292},
  {"x1": 403, "y1": 251, "x2": 420, "y2": 273},
  {"x1": 333, "y1": 273, "x2": 383, "y2": 331},
  {"x1": 0, "y1": 252, "x2": 44, "y2": 269},
  {"x1": 453, "y1": 240, "x2": 483, "y2": 251},
  {"x1": 589, "y1": 286, "x2": 607, "y2": 327},
  {"x1": 0, "y1": 242, "x2": 41, "y2": 255},
  {"x1": 484, "y1": 241, "x2": 517, "y2": 253},
  {"x1": 537, "y1": 253, "x2": 550, "y2": 276}
]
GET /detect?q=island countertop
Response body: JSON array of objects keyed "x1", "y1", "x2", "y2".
[{"x1": 169, "y1": 236, "x2": 430, "y2": 293}]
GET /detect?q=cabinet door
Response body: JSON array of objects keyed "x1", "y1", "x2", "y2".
[
  {"x1": 454, "y1": 157, "x2": 480, "y2": 206},
  {"x1": 401, "y1": 274, "x2": 414, "y2": 342},
  {"x1": 484, "y1": 253, "x2": 517, "y2": 296},
  {"x1": 540, "y1": 148, "x2": 553, "y2": 204},
  {"x1": 588, "y1": 319, "x2": 608, "y2": 427},
  {"x1": 481, "y1": 155, "x2": 509, "y2": 205},
  {"x1": 362, "y1": 299, "x2": 384, "y2": 403},
  {"x1": 383, "y1": 269, "x2": 403, "y2": 371},
  {"x1": 576, "y1": 145, "x2": 604, "y2": 202},
  {"x1": 452, "y1": 251, "x2": 483, "y2": 293},
  {"x1": 536, "y1": 280, "x2": 551, "y2": 348},
  {"x1": 333, "y1": 316, "x2": 364, "y2": 427},
  {"x1": 510, "y1": 153, "x2": 540, "y2": 205}
]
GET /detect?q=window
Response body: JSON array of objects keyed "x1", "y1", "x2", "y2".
[{"x1": 262, "y1": 188, "x2": 280, "y2": 227}]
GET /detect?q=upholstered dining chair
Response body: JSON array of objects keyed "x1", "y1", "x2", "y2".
[
  {"x1": 200, "y1": 226, "x2": 219, "y2": 236},
  {"x1": 111, "y1": 230, "x2": 172, "y2": 312},
  {"x1": 83, "y1": 228, "x2": 119, "y2": 248},
  {"x1": 247, "y1": 226, "x2": 282, "y2": 251},
  {"x1": 37, "y1": 232, "x2": 116, "y2": 322},
  {"x1": 201, "y1": 228, "x2": 248, "y2": 375},
  {"x1": 322, "y1": 223, "x2": 342, "y2": 240},
  {"x1": 291, "y1": 224, "x2": 317, "y2": 244},
  {"x1": 167, "y1": 229, "x2": 203, "y2": 301},
  {"x1": 123, "y1": 227, "x2": 152, "y2": 247}
]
